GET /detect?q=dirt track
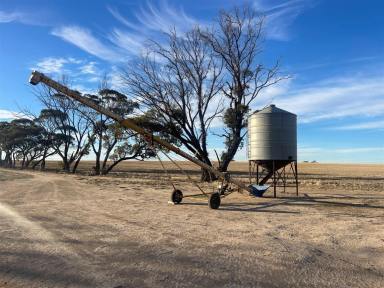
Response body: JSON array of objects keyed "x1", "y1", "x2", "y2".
[{"x1": 0, "y1": 167, "x2": 383, "y2": 288}]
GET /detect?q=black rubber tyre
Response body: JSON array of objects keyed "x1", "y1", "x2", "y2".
[
  {"x1": 171, "y1": 189, "x2": 183, "y2": 204},
  {"x1": 208, "y1": 192, "x2": 221, "y2": 209}
]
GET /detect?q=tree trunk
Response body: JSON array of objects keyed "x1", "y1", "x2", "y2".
[
  {"x1": 92, "y1": 131, "x2": 103, "y2": 175},
  {"x1": 102, "y1": 161, "x2": 120, "y2": 175},
  {"x1": 71, "y1": 158, "x2": 80, "y2": 173},
  {"x1": 39, "y1": 149, "x2": 48, "y2": 170},
  {"x1": 21, "y1": 155, "x2": 26, "y2": 169},
  {"x1": 102, "y1": 155, "x2": 136, "y2": 175},
  {"x1": 94, "y1": 152, "x2": 101, "y2": 175},
  {"x1": 219, "y1": 113, "x2": 244, "y2": 173},
  {"x1": 200, "y1": 168, "x2": 217, "y2": 182},
  {"x1": 31, "y1": 159, "x2": 42, "y2": 170},
  {"x1": 40, "y1": 158, "x2": 46, "y2": 170},
  {"x1": 62, "y1": 160, "x2": 71, "y2": 172},
  {"x1": 25, "y1": 158, "x2": 32, "y2": 168},
  {"x1": 197, "y1": 154, "x2": 218, "y2": 182},
  {"x1": 4, "y1": 153, "x2": 11, "y2": 168}
]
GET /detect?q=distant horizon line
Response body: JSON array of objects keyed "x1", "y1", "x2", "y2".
[{"x1": 37, "y1": 159, "x2": 383, "y2": 165}]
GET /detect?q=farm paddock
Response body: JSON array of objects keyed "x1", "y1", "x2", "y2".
[{"x1": 0, "y1": 163, "x2": 383, "y2": 288}]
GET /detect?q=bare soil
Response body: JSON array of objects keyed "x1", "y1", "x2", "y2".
[{"x1": 0, "y1": 163, "x2": 383, "y2": 288}]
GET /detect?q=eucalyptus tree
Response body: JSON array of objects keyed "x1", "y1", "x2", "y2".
[
  {"x1": 84, "y1": 87, "x2": 154, "y2": 175},
  {"x1": 0, "y1": 121, "x2": 13, "y2": 167},
  {"x1": 10, "y1": 118, "x2": 44, "y2": 168},
  {"x1": 0, "y1": 118, "x2": 46, "y2": 168},
  {"x1": 35, "y1": 83, "x2": 92, "y2": 173}
]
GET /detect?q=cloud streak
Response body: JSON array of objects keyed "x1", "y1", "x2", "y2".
[
  {"x1": 0, "y1": 10, "x2": 23, "y2": 23},
  {"x1": 332, "y1": 120, "x2": 384, "y2": 131},
  {"x1": 109, "y1": 1, "x2": 201, "y2": 35},
  {"x1": 34, "y1": 57, "x2": 70, "y2": 74},
  {"x1": 0, "y1": 9, "x2": 51, "y2": 26},
  {"x1": 299, "y1": 146, "x2": 384, "y2": 156},
  {"x1": 106, "y1": 1, "x2": 206, "y2": 60},
  {"x1": 257, "y1": 73, "x2": 384, "y2": 124},
  {"x1": 253, "y1": 0, "x2": 315, "y2": 40},
  {"x1": 51, "y1": 26, "x2": 124, "y2": 62},
  {"x1": 0, "y1": 109, "x2": 24, "y2": 120},
  {"x1": 298, "y1": 146, "x2": 384, "y2": 163},
  {"x1": 51, "y1": 0, "x2": 309, "y2": 63},
  {"x1": 33, "y1": 57, "x2": 98, "y2": 75}
]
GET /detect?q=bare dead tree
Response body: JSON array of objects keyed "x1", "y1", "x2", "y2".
[
  {"x1": 122, "y1": 28, "x2": 224, "y2": 181},
  {"x1": 201, "y1": 6, "x2": 287, "y2": 172}
]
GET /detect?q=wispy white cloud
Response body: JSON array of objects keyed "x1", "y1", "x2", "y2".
[
  {"x1": 135, "y1": 1, "x2": 199, "y2": 34},
  {"x1": 107, "y1": 6, "x2": 144, "y2": 32},
  {"x1": 0, "y1": 9, "x2": 51, "y2": 26},
  {"x1": 71, "y1": 84, "x2": 97, "y2": 95},
  {"x1": 298, "y1": 145, "x2": 384, "y2": 163},
  {"x1": 51, "y1": 26, "x2": 124, "y2": 62},
  {"x1": 294, "y1": 55, "x2": 380, "y2": 72},
  {"x1": 332, "y1": 120, "x2": 384, "y2": 131},
  {"x1": 259, "y1": 73, "x2": 384, "y2": 123},
  {"x1": 108, "y1": 28, "x2": 146, "y2": 57},
  {"x1": 34, "y1": 57, "x2": 70, "y2": 74},
  {"x1": 253, "y1": 0, "x2": 315, "y2": 40},
  {"x1": 33, "y1": 57, "x2": 98, "y2": 75},
  {"x1": 0, "y1": 109, "x2": 24, "y2": 120},
  {"x1": 335, "y1": 147, "x2": 384, "y2": 154},
  {"x1": 109, "y1": 1, "x2": 201, "y2": 35},
  {"x1": 0, "y1": 10, "x2": 23, "y2": 23},
  {"x1": 105, "y1": 1, "x2": 205, "y2": 60},
  {"x1": 299, "y1": 146, "x2": 384, "y2": 155},
  {"x1": 108, "y1": 66, "x2": 126, "y2": 90},
  {"x1": 50, "y1": 2, "x2": 200, "y2": 63},
  {"x1": 79, "y1": 61, "x2": 98, "y2": 75},
  {"x1": 32, "y1": 57, "x2": 108, "y2": 95}
]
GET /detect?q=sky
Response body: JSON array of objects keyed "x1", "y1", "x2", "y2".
[{"x1": 0, "y1": 0, "x2": 383, "y2": 163}]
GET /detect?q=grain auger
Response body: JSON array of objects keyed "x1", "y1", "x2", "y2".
[{"x1": 29, "y1": 70, "x2": 269, "y2": 209}]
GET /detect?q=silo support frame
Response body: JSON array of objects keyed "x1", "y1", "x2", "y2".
[{"x1": 249, "y1": 160, "x2": 298, "y2": 198}]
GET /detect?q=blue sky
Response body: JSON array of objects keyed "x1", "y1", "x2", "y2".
[{"x1": 0, "y1": 0, "x2": 383, "y2": 163}]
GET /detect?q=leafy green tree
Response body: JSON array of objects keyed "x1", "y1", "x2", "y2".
[
  {"x1": 0, "y1": 121, "x2": 14, "y2": 167},
  {"x1": 84, "y1": 88, "x2": 154, "y2": 175},
  {"x1": 0, "y1": 119, "x2": 49, "y2": 169},
  {"x1": 35, "y1": 81, "x2": 91, "y2": 172}
]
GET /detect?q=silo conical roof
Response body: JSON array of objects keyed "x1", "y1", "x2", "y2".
[{"x1": 254, "y1": 104, "x2": 296, "y2": 115}]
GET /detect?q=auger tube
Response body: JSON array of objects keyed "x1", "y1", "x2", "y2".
[{"x1": 29, "y1": 70, "x2": 251, "y2": 193}]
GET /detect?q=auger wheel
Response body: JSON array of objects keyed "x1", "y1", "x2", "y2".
[
  {"x1": 171, "y1": 189, "x2": 183, "y2": 204},
  {"x1": 208, "y1": 192, "x2": 221, "y2": 209}
]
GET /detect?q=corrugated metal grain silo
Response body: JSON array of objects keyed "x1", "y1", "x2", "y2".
[
  {"x1": 248, "y1": 104, "x2": 297, "y2": 161},
  {"x1": 247, "y1": 105, "x2": 298, "y2": 197}
]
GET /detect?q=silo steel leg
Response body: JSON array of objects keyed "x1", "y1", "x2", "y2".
[
  {"x1": 295, "y1": 161, "x2": 299, "y2": 197},
  {"x1": 248, "y1": 161, "x2": 252, "y2": 184},
  {"x1": 273, "y1": 160, "x2": 276, "y2": 198},
  {"x1": 256, "y1": 163, "x2": 259, "y2": 185}
]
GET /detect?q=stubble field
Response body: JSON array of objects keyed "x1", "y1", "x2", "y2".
[{"x1": 0, "y1": 162, "x2": 383, "y2": 287}]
